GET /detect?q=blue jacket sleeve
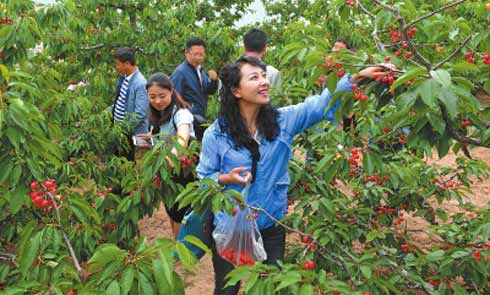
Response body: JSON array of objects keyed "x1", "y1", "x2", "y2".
[
  {"x1": 280, "y1": 75, "x2": 353, "y2": 136},
  {"x1": 171, "y1": 70, "x2": 185, "y2": 98},
  {"x1": 196, "y1": 128, "x2": 220, "y2": 182},
  {"x1": 133, "y1": 83, "x2": 149, "y2": 134}
]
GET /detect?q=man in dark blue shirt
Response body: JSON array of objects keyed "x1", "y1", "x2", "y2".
[{"x1": 171, "y1": 37, "x2": 218, "y2": 140}]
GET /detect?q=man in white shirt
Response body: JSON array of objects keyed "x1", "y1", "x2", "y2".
[{"x1": 243, "y1": 29, "x2": 282, "y2": 94}]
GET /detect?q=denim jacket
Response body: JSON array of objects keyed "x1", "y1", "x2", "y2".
[{"x1": 197, "y1": 76, "x2": 353, "y2": 230}]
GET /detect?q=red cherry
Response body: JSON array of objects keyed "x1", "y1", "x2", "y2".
[
  {"x1": 384, "y1": 56, "x2": 391, "y2": 62},
  {"x1": 401, "y1": 42, "x2": 408, "y2": 49},
  {"x1": 337, "y1": 71, "x2": 345, "y2": 78},
  {"x1": 461, "y1": 120, "x2": 472, "y2": 127},
  {"x1": 405, "y1": 51, "x2": 413, "y2": 59},
  {"x1": 68, "y1": 290, "x2": 75, "y2": 295},
  {"x1": 43, "y1": 179, "x2": 56, "y2": 189},
  {"x1": 30, "y1": 182, "x2": 38, "y2": 190},
  {"x1": 303, "y1": 260, "x2": 315, "y2": 270},
  {"x1": 473, "y1": 249, "x2": 481, "y2": 261},
  {"x1": 232, "y1": 208, "x2": 238, "y2": 216},
  {"x1": 302, "y1": 235, "x2": 312, "y2": 244}
]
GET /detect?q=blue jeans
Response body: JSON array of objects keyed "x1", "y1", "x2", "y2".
[{"x1": 212, "y1": 225, "x2": 286, "y2": 295}]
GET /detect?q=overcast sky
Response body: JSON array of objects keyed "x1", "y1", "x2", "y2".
[{"x1": 34, "y1": 0, "x2": 267, "y2": 27}]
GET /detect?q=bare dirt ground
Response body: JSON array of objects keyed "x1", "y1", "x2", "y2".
[{"x1": 139, "y1": 147, "x2": 490, "y2": 294}]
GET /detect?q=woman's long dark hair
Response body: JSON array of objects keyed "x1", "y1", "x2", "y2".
[
  {"x1": 218, "y1": 56, "x2": 279, "y2": 181},
  {"x1": 146, "y1": 72, "x2": 190, "y2": 133}
]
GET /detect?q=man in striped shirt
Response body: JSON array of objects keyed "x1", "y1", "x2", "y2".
[{"x1": 113, "y1": 47, "x2": 148, "y2": 160}]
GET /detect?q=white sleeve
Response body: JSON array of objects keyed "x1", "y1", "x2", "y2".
[{"x1": 174, "y1": 108, "x2": 194, "y2": 128}]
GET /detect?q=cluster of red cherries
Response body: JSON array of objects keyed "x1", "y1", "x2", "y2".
[
  {"x1": 220, "y1": 247, "x2": 256, "y2": 266},
  {"x1": 29, "y1": 180, "x2": 59, "y2": 209}
]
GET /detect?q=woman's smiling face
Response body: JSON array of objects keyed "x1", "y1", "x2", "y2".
[
  {"x1": 147, "y1": 84, "x2": 173, "y2": 111},
  {"x1": 233, "y1": 63, "x2": 270, "y2": 105}
]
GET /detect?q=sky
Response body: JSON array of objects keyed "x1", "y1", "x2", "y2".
[{"x1": 34, "y1": 0, "x2": 268, "y2": 27}]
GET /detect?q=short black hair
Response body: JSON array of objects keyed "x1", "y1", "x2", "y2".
[
  {"x1": 185, "y1": 37, "x2": 206, "y2": 51},
  {"x1": 243, "y1": 28, "x2": 268, "y2": 53},
  {"x1": 114, "y1": 47, "x2": 136, "y2": 65},
  {"x1": 335, "y1": 38, "x2": 352, "y2": 50}
]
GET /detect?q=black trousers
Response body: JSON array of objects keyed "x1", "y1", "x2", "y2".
[{"x1": 211, "y1": 224, "x2": 286, "y2": 295}]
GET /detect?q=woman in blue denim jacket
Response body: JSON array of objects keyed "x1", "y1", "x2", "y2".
[{"x1": 197, "y1": 56, "x2": 389, "y2": 295}]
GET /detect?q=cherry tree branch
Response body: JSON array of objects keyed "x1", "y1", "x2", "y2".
[
  {"x1": 405, "y1": 0, "x2": 468, "y2": 28},
  {"x1": 439, "y1": 103, "x2": 489, "y2": 148},
  {"x1": 46, "y1": 192, "x2": 85, "y2": 279},
  {"x1": 397, "y1": 18, "x2": 432, "y2": 72},
  {"x1": 433, "y1": 35, "x2": 473, "y2": 70}
]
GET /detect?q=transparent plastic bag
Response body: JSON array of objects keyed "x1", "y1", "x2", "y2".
[{"x1": 212, "y1": 184, "x2": 267, "y2": 266}]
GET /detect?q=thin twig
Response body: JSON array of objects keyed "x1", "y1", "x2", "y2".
[
  {"x1": 337, "y1": 62, "x2": 406, "y2": 73},
  {"x1": 433, "y1": 35, "x2": 473, "y2": 70},
  {"x1": 384, "y1": 41, "x2": 449, "y2": 48},
  {"x1": 46, "y1": 192, "x2": 85, "y2": 279},
  {"x1": 355, "y1": 0, "x2": 375, "y2": 18},
  {"x1": 371, "y1": 0, "x2": 397, "y2": 13},
  {"x1": 405, "y1": 0, "x2": 467, "y2": 28}
]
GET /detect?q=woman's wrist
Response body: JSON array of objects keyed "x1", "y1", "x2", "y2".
[{"x1": 218, "y1": 173, "x2": 230, "y2": 185}]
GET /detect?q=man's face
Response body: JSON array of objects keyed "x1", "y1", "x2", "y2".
[
  {"x1": 115, "y1": 59, "x2": 128, "y2": 75},
  {"x1": 332, "y1": 41, "x2": 348, "y2": 52},
  {"x1": 185, "y1": 45, "x2": 206, "y2": 67}
]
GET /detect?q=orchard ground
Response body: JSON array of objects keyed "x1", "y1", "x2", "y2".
[{"x1": 139, "y1": 145, "x2": 490, "y2": 294}]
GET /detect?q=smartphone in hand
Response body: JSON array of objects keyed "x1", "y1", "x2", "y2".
[{"x1": 132, "y1": 135, "x2": 154, "y2": 147}]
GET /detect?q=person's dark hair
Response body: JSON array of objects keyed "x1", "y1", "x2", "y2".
[
  {"x1": 219, "y1": 56, "x2": 279, "y2": 181},
  {"x1": 243, "y1": 29, "x2": 268, "y2": 53},
  {"x1": 185, "y1": 37, "x2": 206, "y2": 51},
  {"x1": 114, "y1": 47, "x2": 136, "y2": 65},
  {"x1": 335, "y1": 38, "x2": 352, "y2": 50},
  {"x1": 146, "y1": 72, "x2": 190, "y2": 130}
]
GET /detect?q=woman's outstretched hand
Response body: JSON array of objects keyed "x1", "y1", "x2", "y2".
[
  {"x1": 218, "y1": 167, "x2": 252, "y2": 186},
  {"x1": 350, "y1": 64, "x2": 396, "y2": 83}
]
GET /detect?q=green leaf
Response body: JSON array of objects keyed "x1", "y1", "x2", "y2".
[
  {"x1": 152, "y1": 257, "x2": 172, "y2": 295},
  {"x1": 363, "y1": 152, "x2": 375, "y2": 174},
  {"x1": 19, "y1": 231, "x2": 41, "y2": 279},
  {"x1": 452, "y1": 61, "x2": 480, "y2": 74},
  {"x1": 137, "y1": 271, "x2": 155, "y2": 295},
  {"x1": 175, "y1": 243, "x2": 197, "y2": 271},
  {"x1": 425, "y1": 113, "x2": 445, "y2": 135},
  {"x1": 426, "y1": 249, "x2": 445, "y2": 262},
  {"x1": 120, "y1": 266, "x2": 135, "y2": 295},
  {"x1": 106, "y1": 280, "x2": 121, "y2": 295},
  {"x1": 418, "y1": 79, "x2": 440, "y2": 109},
  {"x1": 390, "y1": 67, "x2": 426, "y2": 91},
  {"x1": 314, "y1": 153, "x2": 335, "y2": 174},
  {"x1": 366, "y1": 230, "x2": 385, "y2": 242},
  {"x1": 9, "y1": 187, "x2": 28, "y2": 215},
  {"x1": 360, "y1": 265, "x2": 372, "y2": 279},
  {"x1": 0, "y1": 64, "x2": 10, "y2": 82},
  {"x1": 437, "y1": 89, "x2": 459, "y2": 119},
  {"x1": 299, "y1": 284, "x2": 314, "y2": 295},
  {"x1": 431, "y1": 69, "x2": 451, "y2": 88},
  {"x1": 274, "y1": 272, "x2": 302, "y2": 291},
  {"x1": 451, "y1": 250, "x2": 469, "y2": 259},
  {"x1": 183, "y1": 235, "x2": 211, "y2": 256},
  {"x1": 452, "y1": 283, "x2": 470, "y2": 295},
  {"x1": 327, "y1": 72, "x2": 339, "y2": 94},
  {"x1": 87, "y1": 244, "x2": 127, "y2": 273},
  {"x1": 244, "y1": 272, "x2": 259, "y2": 293}
]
